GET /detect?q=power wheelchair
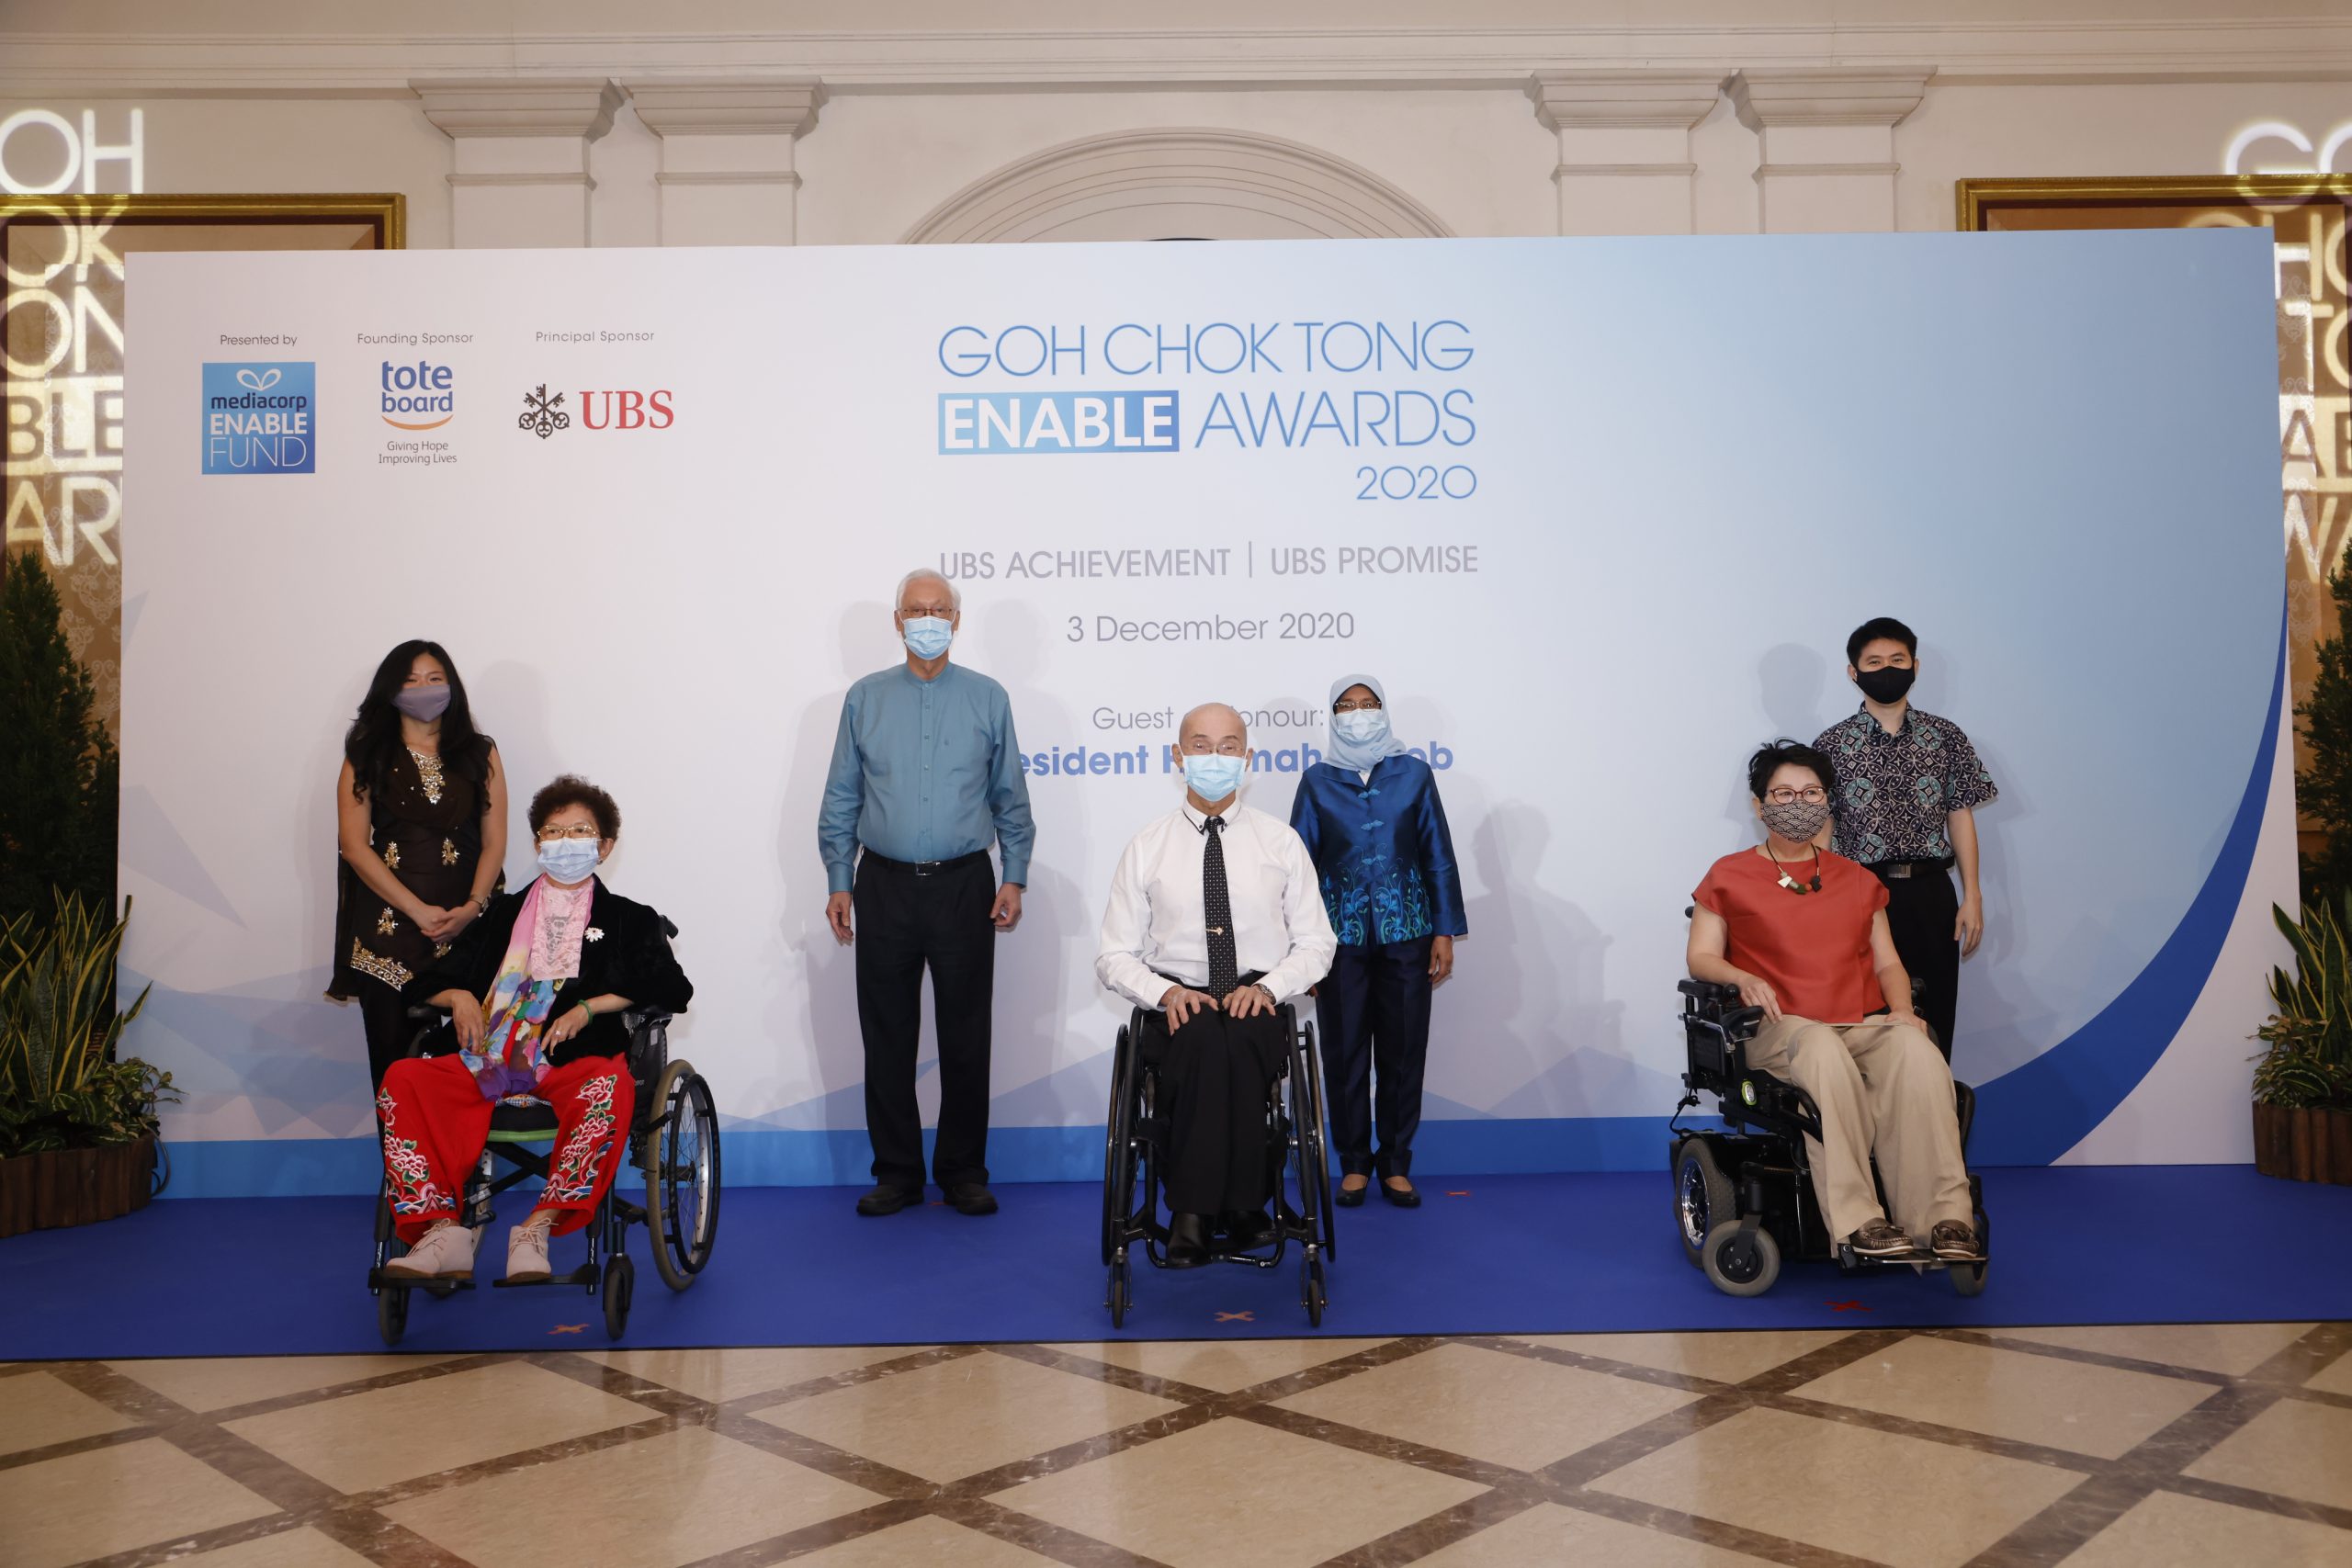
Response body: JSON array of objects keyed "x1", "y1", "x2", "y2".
[
  {"x1": 1101, "y1": 1002, "x2": 1338, "y2": 1326},
  {"x1": 1670, "y1": 978, "x2": 1988, "y2": 1298},
  {"x1": 368, "y1": 972, "x2": 720, "y2": 1344}
]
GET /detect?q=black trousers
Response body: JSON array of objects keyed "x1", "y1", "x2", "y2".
[
  {"x1": 1139, "y1": 1001, "x2": 1286, "y2": 1217},
  {"x1": 1315, "y1": 937, "x2": 1433, "y2": 1178},
  {"x1": 1875, "y1": 865, "x2": 1961, "y2": 1060},
  {"x1": 854, "y1": 853, "x2": 996, "y2": 1190},
  {"x1": 359, "y1": 983, "x2": 413, "y2": 1089}
]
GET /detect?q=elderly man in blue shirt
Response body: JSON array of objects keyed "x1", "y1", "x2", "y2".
[{"x1": 821, "y1": 569, "x2": 1035, "y2": 1217}]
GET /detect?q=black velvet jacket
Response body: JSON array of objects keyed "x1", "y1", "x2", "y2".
[{"x1": 413, "y1": 876, "x2": 693, "y2": 1068}]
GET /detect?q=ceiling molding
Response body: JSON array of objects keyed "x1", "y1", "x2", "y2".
[{"x1": 4, "y1": 20, "x2": 2351, "y2": 97}]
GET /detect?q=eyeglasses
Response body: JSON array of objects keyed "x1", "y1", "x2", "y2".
[
  {"x1": 1333, "y1": 698, "x2": 1384, "y2": 713},
  {"x1": 1181, "y1": 740, "x2": 1248, "y2": 757},
  {"x1": 1764, "y1": 786, "x2": 1828, "y2": 805},
  {"x1": 537, "y1": 824, "x2": 601, "y2": 841},
  {"x1": 899, "y1": 605, "x2": 955, "y2": 619}
]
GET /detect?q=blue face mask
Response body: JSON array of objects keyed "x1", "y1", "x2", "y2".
[
  {"x1": 1182, "y1": 753, "x2": 1247, "y2": 802},
  {"x1": 537, "y1": 838, "x2": 600, "y2": 885},
  {"x1": 902, "y1": 615, "x2": 954, "y2": 659},
  {"x1": 1332, "y1": 709, "x2": 1388, "y2": 746}
]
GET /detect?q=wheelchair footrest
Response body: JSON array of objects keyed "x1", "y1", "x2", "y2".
[
  {"x1": 491, "y1": 1265, "x2": 598, "y2": 1290},
  {"x1": 370, "y1": 1269, "x2": 473, "y2": 1292}
]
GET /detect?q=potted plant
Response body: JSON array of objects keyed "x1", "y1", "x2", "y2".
[
  {"x1": 0, "y1": 892, "x2": 174, "y2": 1237},
  {"x1": 2252, "y1": 896, "x2": 2352, "y2": 1184}
]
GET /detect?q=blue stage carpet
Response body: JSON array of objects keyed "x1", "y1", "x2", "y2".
[{"x1": 2, "y1": 1167, "x2": 2346, "y2": 1359}]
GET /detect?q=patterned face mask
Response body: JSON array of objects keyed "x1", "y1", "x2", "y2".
[{"x1": 1759, "y1": 799, "x2": 1833, "y2": 841}]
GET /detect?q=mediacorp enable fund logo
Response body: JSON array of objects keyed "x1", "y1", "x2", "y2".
[{"x1": 201, "y1": 362, "x2": 315, "y2": 475}]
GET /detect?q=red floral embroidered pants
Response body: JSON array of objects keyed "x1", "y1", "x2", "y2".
[{"x1": 377, "y1": 1055, "x2": 635, "y2": 1244}]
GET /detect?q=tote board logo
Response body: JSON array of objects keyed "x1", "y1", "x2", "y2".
[
  {"x1": 201, "y1": 362, "x2": 314, "y2": 475},
  {"x1": 517, "y1": 384, "x2": 673, "y2": 438},
  {"x1": 379, "y1": 360, "x2": 455, "y2": 430}
]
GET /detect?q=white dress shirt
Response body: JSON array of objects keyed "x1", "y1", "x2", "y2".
[{"x1": 1096, "y1": 802, "x2": 1339, "y2": 1010}]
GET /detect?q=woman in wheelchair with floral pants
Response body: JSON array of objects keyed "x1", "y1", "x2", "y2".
[
  {"x1": 379, "y1": 775, "x2": 692, "y2": 1283},
  {"x1": 1687, "y1": 740, "x2": 1982, "y2": 1264}
]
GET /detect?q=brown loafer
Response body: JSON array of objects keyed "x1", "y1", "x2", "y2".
[
  {"x1": 1847, "y1": 1218, "x2": 1918, "y2": 1258},
  {"x1": 1929, "y1": 1220, "x2": 1985, "y2": 1261}
]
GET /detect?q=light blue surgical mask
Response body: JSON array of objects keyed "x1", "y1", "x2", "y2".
[
  {"x1": 537, "y1": 838, "x2": 600, "y2": 885},
  {"x1": 1182, "y1": 753, "x2": 1247, "y2": 802},
  {"x1": 1332, "y1": 710, "x2": 1389, "y2": 746},
  {"x1": 901, "y1": 615, "x2": 954, "y2": 659}
]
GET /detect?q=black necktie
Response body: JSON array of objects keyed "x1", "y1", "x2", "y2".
[{"x1": 1202, "y1": 815, "x2": 1238, "y2": 997}]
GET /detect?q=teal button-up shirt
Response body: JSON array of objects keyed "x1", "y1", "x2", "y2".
[{"x1": 819, "y1": 662, "x2": 1035, "y2": 894}]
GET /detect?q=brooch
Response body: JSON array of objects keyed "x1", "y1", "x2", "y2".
[{"x1": 584, "y1": 928, "x2": 604, "y2": 942}]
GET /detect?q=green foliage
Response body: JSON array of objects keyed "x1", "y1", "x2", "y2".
[
  {"x1": 0, "y1": 893, "x2": 171, "y2": 1157},
  {"x1": 2253, "y1": 894, "x2": 2352, "y2": 1110},
  {"x1": 0, "y1": 554, "x2": 118, "y2": 928}
]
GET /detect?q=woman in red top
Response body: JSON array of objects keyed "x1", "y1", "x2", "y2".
[{"x1": 1688, "y1": 740, "x2": 1980, "y2": 1262}]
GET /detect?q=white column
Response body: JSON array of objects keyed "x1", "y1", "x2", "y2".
[
  {"x1": 1728, "y1": 68, "x2": 1930, "y2": 233},
  {"x1": 1526, "y1": 71, "x2": 1724, "y2": 237},
  {"x1": 625, "y1": 78, "x2": 824, "y2": 246},
  {"x1": 413, "y1": 78, "x2": 621, "y2": 248}
]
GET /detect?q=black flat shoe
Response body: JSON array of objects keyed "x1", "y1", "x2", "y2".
[
  {"x1": 945, "y1": 1181, "x2": 998, "y2": 1216},
  {"x1": 1379, "y1": 1178, "x2": 1422, "y2": 1209},
  {"x1": 854, "y1": 1184, "x2": 922, "y2": 1216},
  {"x1": 1334, "y1": 1181, "x2": 1369, "y2": 1208},
  {"x1": 1220, "y1": 1208, "x2": 1276, "y2": 1249},
  {"x1": 1166, "y1": 1213, "x2": 1211, "y2": 1268}
]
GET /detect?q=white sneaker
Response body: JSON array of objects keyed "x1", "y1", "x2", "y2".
[
  {"x1": 505, "y1": 1222, "x2": 552, "y2": 1283},
  {"x1": 384, "y1": 1222, "x2": 478, "y2": 1280}
]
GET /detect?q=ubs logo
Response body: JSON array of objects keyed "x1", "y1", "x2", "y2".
[{"x1": 516, "y1": 384, "x2": 673, "y2": 438}]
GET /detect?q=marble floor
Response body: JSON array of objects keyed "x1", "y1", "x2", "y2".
[{"x1": 3, "y1": 1323, "x2": 2348, "y2": 1567}]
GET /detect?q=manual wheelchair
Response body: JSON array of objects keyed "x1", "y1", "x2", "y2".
[
  {"x1": 367, "y1": 984, "x2": 720, "y2": 1344},
  {"x1": 1670, "y1": 978, "x2": 1988, "y2": 1298},
  {"x1": 1101, "y1": 1002, "x2": 1338, "y2": 1326}
]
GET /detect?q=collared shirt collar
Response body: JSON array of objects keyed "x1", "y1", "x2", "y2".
[
  {"x1": 1182, "y1": 801, "x2": 1238, "y2": 833},
  {"x1": 1854, "y1": 700, "x2": 1915, "y2": 741}
]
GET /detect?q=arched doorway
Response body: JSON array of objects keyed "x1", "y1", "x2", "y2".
[{"x1": 902, "y1": 128, "x2": 1451, "y2": 243}]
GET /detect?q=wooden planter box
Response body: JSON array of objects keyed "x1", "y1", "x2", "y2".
[
  {"x1": 2252, "y1": 1103, "x2": 2352, "y2": 1186},
  {"x1": 0, "y1": 1134, "x2": 156, "y2": 1239}
]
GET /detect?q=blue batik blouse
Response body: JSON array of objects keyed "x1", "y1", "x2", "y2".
[{"x1": 1289, "y1": 757, "x2": 1467, "y2": 948}]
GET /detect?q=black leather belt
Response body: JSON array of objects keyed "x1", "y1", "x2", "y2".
[
  {"x1": 1871, "y1": 857, "x2": 1954, "y2": 881},
  {"x1": 860, "y1": 849, "x2": 989, "y2": 877}
]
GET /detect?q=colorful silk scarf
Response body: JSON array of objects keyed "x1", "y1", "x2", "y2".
[{"x1": 460, "y1": 875, "x2": 594, "y2": 1100}]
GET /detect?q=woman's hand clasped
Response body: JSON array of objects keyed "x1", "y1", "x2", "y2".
[{"x1": 415, "y1": 904, "x2": 469, "y2": 943}]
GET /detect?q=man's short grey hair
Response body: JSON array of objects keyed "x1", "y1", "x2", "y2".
[{"x1": 895, "y1": 568, "x2": 961, "y2": 614}]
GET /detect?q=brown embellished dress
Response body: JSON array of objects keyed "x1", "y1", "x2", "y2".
[{"x1": 330, "y1": 746, "x2": 499, "y2": 1084}]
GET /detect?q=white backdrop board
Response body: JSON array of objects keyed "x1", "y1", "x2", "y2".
[{"x1": 118, "y1": 232, "x2": 2290, "y2": 1194}]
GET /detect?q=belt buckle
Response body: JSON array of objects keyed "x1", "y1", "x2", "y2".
[
  {"x1": 1883, "y1": 863, "x2": 1912, "y2": 879},
  {"x1": 911, "y1": 859, "x2": 944, "y2": 876}
]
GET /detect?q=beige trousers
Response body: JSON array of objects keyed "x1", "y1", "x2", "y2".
[{"x1": 1743, "y1": 1015, "x2": 1973, "y2": 1244}]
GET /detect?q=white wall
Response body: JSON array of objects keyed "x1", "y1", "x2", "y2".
[{"x1": 3, "y1": 3, "x2": 2348, "y2": 246}]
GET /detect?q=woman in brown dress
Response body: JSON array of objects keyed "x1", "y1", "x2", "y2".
[{"x1": 330, "y1": 640, "x2": 508, "y2": 1086}]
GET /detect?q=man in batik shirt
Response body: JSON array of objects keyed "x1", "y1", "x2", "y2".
[{"x1": 1814, "y1": 616, "x2": 1998, "y2": 1061}]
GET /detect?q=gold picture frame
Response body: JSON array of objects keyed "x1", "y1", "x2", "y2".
[{"x1": 4, "y1": 192, "x2": 404, "y2": 739}]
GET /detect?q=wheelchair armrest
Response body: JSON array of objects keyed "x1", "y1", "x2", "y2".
[
  {"x1": 1719, "y1": 1004, "x2": 1767, "y2": 1041},
  {"x1": 1677, "y1": 979, "x2": 1740, "y2": 1004}
]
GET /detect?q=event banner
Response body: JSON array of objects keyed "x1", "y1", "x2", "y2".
[{"x1": 119, "y1": 231, "x2": 2289, "y2": 1194}]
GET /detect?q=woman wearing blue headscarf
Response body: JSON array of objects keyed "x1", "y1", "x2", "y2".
[{"x1": 1289, "y1": 675, "x2": 1465, "y2": 1207}]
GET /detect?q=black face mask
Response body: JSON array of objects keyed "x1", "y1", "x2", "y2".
[{"x1": 1855, "y1": 665, "x2": 1916, "y2": 704}]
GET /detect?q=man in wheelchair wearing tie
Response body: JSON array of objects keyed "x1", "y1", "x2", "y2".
[{"x1": 1097, "y1": 703, "x2": 1337, "y2": 1267}]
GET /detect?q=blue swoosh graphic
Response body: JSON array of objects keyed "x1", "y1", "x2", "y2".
[{"x1": 1970, "y1": 602, "x2": 2286, "y2": 1164}]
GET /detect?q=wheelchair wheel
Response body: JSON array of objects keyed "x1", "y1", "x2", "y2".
[
  {"x1": 1102, "y1": 1025, "x2": 1137, "y2": 1267},
  {"x1": 377, "y1": 1282, "x2": 409, "y2": 1347},
  {"x1": 1107, "y1": 1254, "x2": 1131, "y2": 1328},
  {"x1": 1950, "y1": 1259, "x2": 1988, "y2": 1296},
  {"x1": 1674, "y1": 1139, "x2": 1734, "y2": 1269},
  {"x1": 1295, "y1": 1021, "x2": 1337, "y2": 1261},
  {"x1": 1302, "y1": 1253, "x2": 1327, "y2": 1327},
  {"x1": 603, "y1": 1253, "x2": 635, "y2": 1339},
  {"x1": 1702, "y1": 1219, "x2": 1780, "y2": 1297},
  {"x1": 646, "y1": 1062, "x2": 720, "y2": 1292}
]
